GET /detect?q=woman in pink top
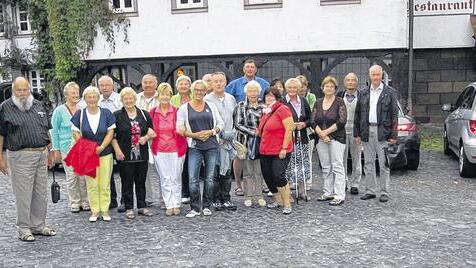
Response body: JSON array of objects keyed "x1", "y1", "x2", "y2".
[{"x1": 150, "y1": 83, "x2": 187, "y2": 216}]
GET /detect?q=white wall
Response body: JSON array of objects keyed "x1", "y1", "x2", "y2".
[
  {"x1": 87, "y1": 0, "x2": 408, "y2": 60},
  {"x1": 414, "y1": 15, "x2": 476, "y2": 49}
]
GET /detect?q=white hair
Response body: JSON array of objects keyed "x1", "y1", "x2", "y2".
[
  {"x1": 284, "y1": 77, "x2": 302, "y2": 89},
  {"x1": 98, "y1": 75, "x2": 113, "y2": 85},
  {"x1": 176, "y1": 75, "x2": 192, "y2": 88},
  {"x1": 82, "y1": 86, "x2": 101, "y2": 98},
  {"x1": 244, "y1": 80, "x2": 262, "y2": 94},
  {"x1": 369, "y1": 64, "x2": 383, "y2": 73}
]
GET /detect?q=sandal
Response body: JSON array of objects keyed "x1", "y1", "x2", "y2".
[
  {"x1": 234, "y1": 188, "x2": 244, "y2": 196},
  {"x1": 32, "y1": 227, "x2": 56, "y2": 236},
  {"x1": 138, "y1": 208, "x2": 153, "y2": 217},
  {"x1": 18, "y1": 233, "x2": 35, "y2": 242},
  {"x1": 126, "y1": 209, "x2": 135, "y2": 219}
]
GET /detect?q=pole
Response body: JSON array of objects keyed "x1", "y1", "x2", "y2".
[{"x1": 408, "y1": 0, "x2": 415, "y2": 114}]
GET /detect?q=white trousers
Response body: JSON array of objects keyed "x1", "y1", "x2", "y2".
[
  {"x1": 316, "y1": 139, "x2": 346, "y2": 200},
  {"x1": 154, "y1": 152, "x2": 185, "y2": 209}
]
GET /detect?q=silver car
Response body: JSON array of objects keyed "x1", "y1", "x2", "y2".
[{"x1": 442, "y1": 83, "x2": 476, "y2": 178}]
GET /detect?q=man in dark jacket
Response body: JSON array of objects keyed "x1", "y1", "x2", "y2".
[{"x1": 353, "y1": 65, "x2": 398, "y2": 203}]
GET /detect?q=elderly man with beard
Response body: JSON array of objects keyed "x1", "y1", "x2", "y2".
[{"x1": 0, "y1": 77, "x2": 56, "y2": 242}]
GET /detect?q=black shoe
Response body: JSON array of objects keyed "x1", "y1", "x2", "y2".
[
  {"x1": 222, "y1": 201, "x2": 237, "y2": 211},
  {"x1": 350, "y1": 187, "x2": 359, "y2": 195},
  {"x1": 360, "y1": 193, "x2": 377, "y2": 200},
  {"x1": 117, "y1": 204, "x2": 126, "y2": 213},
  {"x1": 212, "y1": 202, "x2": 225, "y2": 211},
  {"x1": 379, "y1": 195, "x2": 389, "y2": 203},
  {"x1": 109, "y1": 200, "x2": 118, "y2": 209}
]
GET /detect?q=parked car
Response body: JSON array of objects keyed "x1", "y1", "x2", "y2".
[
  {"x1": 347, "y1": 100, "x2": 421, "y2": 172},
  {"x1": 442, "y1": 83, "x2": 476, "y2": 178}
]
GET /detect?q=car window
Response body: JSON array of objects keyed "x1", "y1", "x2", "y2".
[
  {"x1": 455, "y1": 87, "x2": 472, "y2": 108},
  {"x1": 460, "y1": 87, "x2": 476, "y2": 110}
]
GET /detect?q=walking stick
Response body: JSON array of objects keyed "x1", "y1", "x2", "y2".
[
  {"x1": 297, "y1": 131, "x2": 308, "y2": 202},
  {"x1": 292, "y1": 131, "x2": 299, "y2": 205}
]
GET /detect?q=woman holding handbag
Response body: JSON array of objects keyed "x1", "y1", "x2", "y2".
[
  {"x1": 51, "y1": 82, "x2": 89, "y2": 212},
  {"x1": 257, "y1": 86, "x2": 295, "y2": 215},
  {"x1": 234, "y1": 81, "x2": 267, "y2": 207},
  {"x1": 150, "y1": 83, "x2": 187, "y2": 216},
  {"x1": 111, "y1": 87, "x2": 156, "y2": 220}
]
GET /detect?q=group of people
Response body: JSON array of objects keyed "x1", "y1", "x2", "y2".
[{"x1": 0, "y1": 59, "x2": 399, "y2": 242}]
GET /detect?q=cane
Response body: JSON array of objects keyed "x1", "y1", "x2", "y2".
[
  {"x1": 297, "y1": 131, "x2": 308, "y2": 202},
  {"x1": 292, "y1": 131, "x2": 299, "y2": 205}
]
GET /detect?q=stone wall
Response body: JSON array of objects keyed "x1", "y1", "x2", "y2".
[{"x1": 412, "y1": 48, "x2": 476, "y2": 123}]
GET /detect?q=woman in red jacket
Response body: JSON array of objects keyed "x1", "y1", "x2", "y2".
[
  {"x1": 257, "y1": 86, "x2": 295, "y2": 214},
  {"x1": 150, "y1": 83, "x2": 187, "y2": 216}
]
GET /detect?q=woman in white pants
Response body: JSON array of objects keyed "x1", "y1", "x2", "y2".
[
  {"x1": 150, "y1": 83, "x2": 188, "y2": 216},
  {"x1": 311, "y1": 76, "x2": 347, "y2": 206}
]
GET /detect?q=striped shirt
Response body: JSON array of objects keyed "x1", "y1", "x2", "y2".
[
  {"x1": 233, "y1": 100, "x2": 266, "y2": 139},
  {"x1": 0, "y1": 98, "x2": 51, "y2": 151}
]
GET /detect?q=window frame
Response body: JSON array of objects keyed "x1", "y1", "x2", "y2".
[
  {"x1": 16, "y1": 2, "x2": 31, "y2": 35},
  {"x1": 244, "y1": 0, "x2": 283, "y2": 10},
  {"x1": 320, "y1": 0, "x2": 361, "y2": 6},
  {"x1": 111, "y1": 0, "x2": 138, "y2": 16},
  {"x1": 171, "y1": 0, "x2": 208, "y2": 14},
  {"x1": 29, "y1": 70, "x2": 44, "y2": 94}
]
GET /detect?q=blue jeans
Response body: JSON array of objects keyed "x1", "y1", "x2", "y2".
[{"x1": 188, "y1": 147, "x2": 219, "y2": 212}]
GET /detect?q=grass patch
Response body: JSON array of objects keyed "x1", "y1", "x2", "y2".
[{"x1": 419, "y1": 124, "x2": 443, "y2": 152}]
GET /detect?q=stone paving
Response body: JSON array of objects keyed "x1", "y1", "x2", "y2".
[{"x1": 0, "y1": 150, "x2": 475, "y2": 267}]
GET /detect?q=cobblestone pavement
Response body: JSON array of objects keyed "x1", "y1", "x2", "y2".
[{"x1": 0, "y1": 150, "x2": 475, "y2": 267}]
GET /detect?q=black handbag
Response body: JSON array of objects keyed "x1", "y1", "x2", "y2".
[{"x1": 50, "y1": 169, "x2": 60, "y2": 203}]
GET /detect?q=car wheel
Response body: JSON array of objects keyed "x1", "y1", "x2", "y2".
[
  {"x1": 459, "y1": 145, "x2": 476, "y2": 178},
  {"x1": 443, "y1": 129, "x2": 452, "y2": 156},
  {"x1": 406, "y1": 150, "x2": 420, "y2": 170}
]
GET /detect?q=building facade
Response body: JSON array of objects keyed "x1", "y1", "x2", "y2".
[{"x1": 1, "y1": 0, "x2": 475, "y2": 122}]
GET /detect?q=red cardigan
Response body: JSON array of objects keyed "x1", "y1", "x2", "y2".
[
  {"x1": 150, "y1": 106, "x2": 187, "y2": 157},
  {"x1": 64, "y1": 138, "x2": 100, "y2": 178}
]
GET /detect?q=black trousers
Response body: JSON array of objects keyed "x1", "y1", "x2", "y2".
[
  {"x1": 260, "y1": 155, "x2": 290, "y2": 193},
  {"x1": 110, "y1": 172, "x2": 118, "y2": 204},
  {"x1": 181, "y1": 152, "x2": 190, "y2": 198},
  {"x1": 119, "y1": 161, "x2": 148, "y2": 209},
  {"x1": 213, "y1": 167, "x2": 232, "y2": 203}
]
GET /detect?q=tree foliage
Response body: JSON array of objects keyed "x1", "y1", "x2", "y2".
[{"x1": 1, "y1": 0, "x2": 129, "y2": 93}]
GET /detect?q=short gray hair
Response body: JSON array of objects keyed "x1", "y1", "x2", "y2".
[
  {"x1": 176, "y1": 75, "x2": 191, "y2": 88},
  {"x1": 98, "y1": 75, "x2": 113, "y2": 85},
  {"x1": 244, "y1": 80, "x2": 262, "y2": 94}
]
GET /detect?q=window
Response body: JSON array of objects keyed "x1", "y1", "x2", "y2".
[
  {"x1": 460, "y1": 87, "x2": 476, "y2": 110},
  {"x1": 0, "y1": 4, "x2": 5, "y2": 36},
  {"x1": 320, "y1": 0, "x2": 361, "y2": 5},
  {"x1": 171, "y1": 0, "x2": 208, "y2": 14},
  {"x1": 111, "y1": 0, "x2": 137, "y2": 13},
  {"x1": 29, "y1": 70, "x2": 44, "y2": 93},
  {"x1": 16, "y1": 3, "x2": 30, "y2": 34},
  {"x1": 244, "y1": 0, "x2": 283, "y2": 10}
]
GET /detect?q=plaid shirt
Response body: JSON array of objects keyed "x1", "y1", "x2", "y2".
[{"x1": 233, "y1": 101, "x2": 266, "y2": 142}]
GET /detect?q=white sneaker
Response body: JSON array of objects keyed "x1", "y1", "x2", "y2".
[
  {"x1": 203, "y1": 208, "x2": 212, "y2": 216},
  {"x1": 267, "y1": 192, "x2": 273, "y2": 197},
  {"x1": 185, "y1": 210, "x2": 200, "y2": 218},
  {"x1": 89, "y1": 213, "x2": 98, "y2": 222},
  {"x1": 244, "y1": 199, "x2": 252, "y2": 207}
]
